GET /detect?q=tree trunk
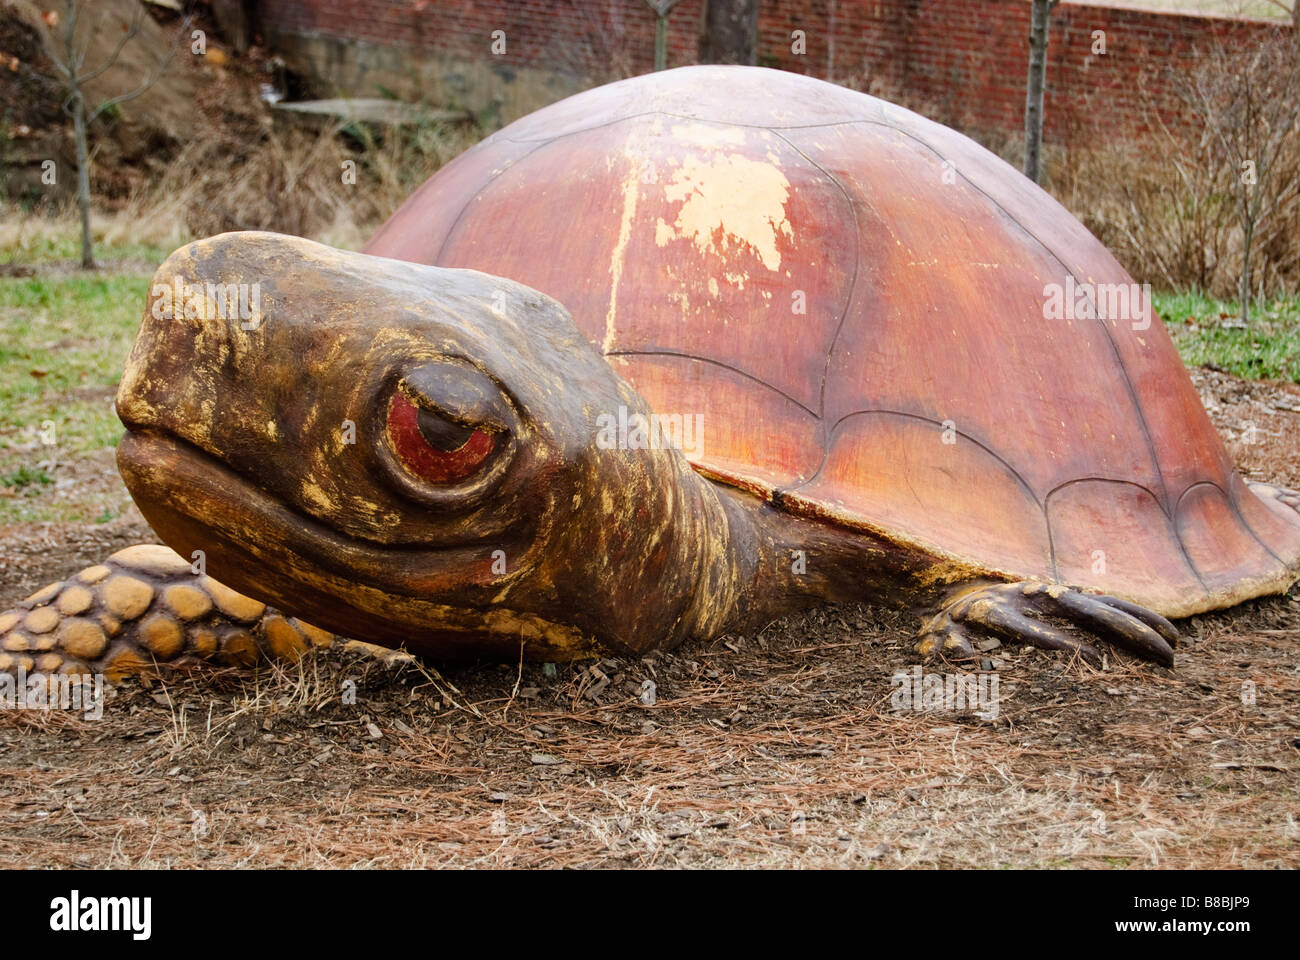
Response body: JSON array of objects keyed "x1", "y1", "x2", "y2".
[
  {"x1": 827, "y1": 0, "x2": 837, "y2": 82},
  {"x1": 643, "y1": 1, "x2": 686, "y2": 71},
  {"x1": 210, "y1": 0, "x2": 252, "y2": 55},
  {"x1": 1240, "y1": 224, "x2": 1252, "y2": 326},
  {"x1": 72, "y1": 92, "x2": 94, "y2": 270},
  {"x1": 698, "y1": 0, "x2": 759, "y2": 66},
  {"x1": 1023, "y1": 0, "x2": 1056, "y2": 184}
]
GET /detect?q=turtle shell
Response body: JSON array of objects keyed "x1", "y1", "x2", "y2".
[{"x1": 365, "y1": 65, "x2": 1300, "y2": 618}]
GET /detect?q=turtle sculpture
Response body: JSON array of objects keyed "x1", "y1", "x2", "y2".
[{"x1": 4, "y1": 65, "x2": 1300, "y2": 684}]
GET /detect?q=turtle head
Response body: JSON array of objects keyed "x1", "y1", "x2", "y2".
[{"x1": 116, "y1": 232, "x2": 738, "y2": 659}]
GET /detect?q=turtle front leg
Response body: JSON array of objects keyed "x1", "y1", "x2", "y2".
[
  {"x1": 0, "y1": 545, "x2": 339, "y2": 683},
  {"x1": 916, "y1": 581, "x2": 1178, "y2": 667}
]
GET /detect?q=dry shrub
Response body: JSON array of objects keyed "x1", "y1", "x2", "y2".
[
  {"x1": 1050, "y1": 26, "x2": 1300, "y2": 300},
  {"x1": 1053, "y1": 135, "x2": 1237, "y2": 295},
  {"x1": 116, "y1": 115, "x2": 481, "y2": 251},
  {"x1": 5, "y1": 113, "x2": 483, "y2": 257}
]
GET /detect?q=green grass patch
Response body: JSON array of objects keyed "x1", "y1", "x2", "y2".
[
  {"x1": 0, "y1": 206, "x2": 177, "y2": 268},
  {"x1": 1154, "y1": 290, "x2": 1300, "y2": 383},
  {"x1": 0, "y1": 271, "x2": 150, "y2": 454},
  {"x1": 0, "y1": 489, "x2": 126, "y2": 525},
  {"x1": 0, "y1": 464, "x2": 53, "y2": 489},
  {"x1": 0, "y1": 222, "x2": 174, "y2": 268},
  {"x1": 0, "y1": 268, "x2": 150, "y2": 523}
]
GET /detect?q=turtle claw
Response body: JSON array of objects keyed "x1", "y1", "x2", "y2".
[{"x1": 916, "y1": 581, "x2": 1177, "y2": 668}]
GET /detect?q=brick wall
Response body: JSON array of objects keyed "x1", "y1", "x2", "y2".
[
  {"x1": 255, "y1": 0, "x2": 1292, "y2": 144},
  {"x1": 754, "y1": 0, "x2": 1285, "y2": 147},
  {"x1": 257, "y1": 0, "x2": 705, "y2": 77}
]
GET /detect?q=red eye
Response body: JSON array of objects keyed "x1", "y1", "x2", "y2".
[{"x1": 386, "y1": 391, "x2": 496, "y2": 484}]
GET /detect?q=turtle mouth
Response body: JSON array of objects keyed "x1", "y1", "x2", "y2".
[{"x1": 115, "y1": 428, "x2": 552, "y2": 648}]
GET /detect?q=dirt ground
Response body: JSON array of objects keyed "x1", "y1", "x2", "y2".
[{"x1": 0, "y1": 369, "x2": 1297, "y2": 868}]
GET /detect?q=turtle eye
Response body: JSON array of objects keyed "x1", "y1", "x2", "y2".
[{"x1": 386, "y1": 390, "x2": 496, "y2": 485}]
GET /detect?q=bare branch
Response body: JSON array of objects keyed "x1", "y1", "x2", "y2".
[
  {"x1": 78, "y1": 6, "x2": 147, "y2": 86},
  {"x1": 88, "y1": 17, "x2": 190, "y2": 122}
]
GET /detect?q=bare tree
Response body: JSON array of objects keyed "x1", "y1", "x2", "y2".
[
  {"x1": 1052, "y1": 4, "x2": 1299, "y2": 302},
  {"x1": 1179, "y1": 27, "x2": 1300, "y2": 324},
  {"x1": 1113, "y1": 73, "x2": 1236, "y2": 295},
  {"x1": 642, "y1": 0, "x2": 689, "y2": 71},
  {"x1": 698, "y1": 0, "x2": 759, "y2": 66},
  {"x1": 42, "y1": 1, "x2": 189, "y2": 267},
  {"x1": 1023, "y1": 0, "x2": 1059, "y2": 184}
]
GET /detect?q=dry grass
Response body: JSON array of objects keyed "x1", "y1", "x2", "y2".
[
  {"x1": 10, "y1": 10, "x2": 1296, "y2": 297},
  {"x1": 1, "y1": 597, "x2": 1295, "y2": 868},
  {"x1": 120, "y1": 118, "x2": 478, "y2": 251},
  {"x1": 69, "y1": 117, "x2": 475, "y2": 256},
  {"x1": 1062, "y1": 145, "x2": 1300, "y2": 302},
  {"x1": 3, "y1": 115, "x2": 479, "y2": 265}
]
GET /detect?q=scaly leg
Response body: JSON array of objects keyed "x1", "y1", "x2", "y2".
[
  {"x1": 0, "y1": 545, "x2": 342, "y2": 682},
  {"x1": 916, "y1": 581, "x2": 1178, "y2": 667}
]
